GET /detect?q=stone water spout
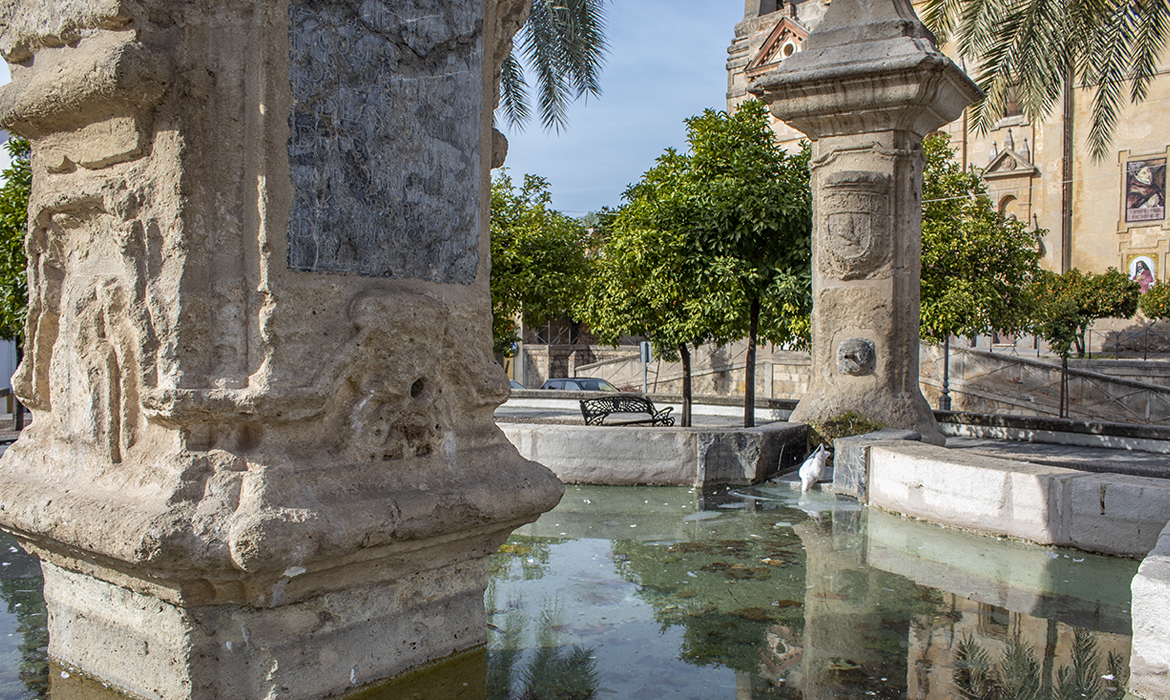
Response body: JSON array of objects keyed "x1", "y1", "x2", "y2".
[
  {"x1": 750, "y1": 0, "x2": 981, "y2": 444},
  {"x1": 0, "y1": 1, "x2": 562, "y2": 698}
]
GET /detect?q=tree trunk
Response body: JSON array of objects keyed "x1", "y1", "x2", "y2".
[
  {"x1": 679, "y1": 343, "x2": 692, "y2": 428},
  {"x1": 744, "y1": 297, "x2": 759, "y2": 428}
]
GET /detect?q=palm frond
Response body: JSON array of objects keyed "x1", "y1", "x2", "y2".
[
  {"x1": 1081, "y1": 1, "x2": 1134, "y2": 160},
  {"x1": 930, "y1": 0, "x2": 1170, "y2": 161},
  {"x1": 1128, "y1": 0, "x2": 1170, "y2": 102},
  {"x1": 921, "y1": 0, "x2": 967, "y2": 44},
  {"x1": 511, "y1": 0, "x2": 609, "y2": 133},
  {"x1": 499, "y1": 51, "x2": 532, "y2": 131}
]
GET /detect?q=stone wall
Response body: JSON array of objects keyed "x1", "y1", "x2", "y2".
[
  {"x1": 860, "y1": 441, "x2": 1170, "y2": 558},
  {"x1": 501, "y1": 421, "x2": 806, "y2": 487},
  {"x1": 1131, "y1": 520, "x2": 1170, "y2": 699}
]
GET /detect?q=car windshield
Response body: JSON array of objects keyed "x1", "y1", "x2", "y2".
[{"x1": 576, "y1": 379, "x2": 618, "y2": 392}]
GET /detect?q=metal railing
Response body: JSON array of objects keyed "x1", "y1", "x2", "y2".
[
  {"x1": 922, "y1": 344, "x2": 1170, "y2": 424},
  {"x1": 1086, "y1": 325, "x2": 1170, "y2": 361}
]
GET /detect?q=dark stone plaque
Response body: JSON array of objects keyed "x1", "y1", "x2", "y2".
[{"x1": 287, "y1": 0, "x2": 482, "y2": 283}]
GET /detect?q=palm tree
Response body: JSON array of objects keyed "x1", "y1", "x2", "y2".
[
  {"x1": 921, "y1": 0, "x2": 1170, "y2": 160},
  {"x1": 498, "y1": 0, "x2": 609, "y2": 133},
  {"x1": 505, "y1": 0, "x2": 1167, "y2": 156}
]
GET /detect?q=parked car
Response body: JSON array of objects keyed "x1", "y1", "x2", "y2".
[
  {"x1": 509, "y1": 380, "x2": 524, "y2": 390},
  {"x1": 539, "y1": 377, "x2": 621, "y2": 392}
]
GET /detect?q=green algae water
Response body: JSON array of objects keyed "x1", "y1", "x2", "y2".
[{"x1": 0, "y1": 484, "x2": 1141, "y2": 699}]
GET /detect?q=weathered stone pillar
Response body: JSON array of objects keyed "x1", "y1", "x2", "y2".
[
  {"x1": 0, "y1": 1, "x2": 562, "y2": 698},
  {"x1": 751, "y1": 0, "x2": 980, "y2": 444},
  {"x1": 1130, "y1": 519, "x2": 1170, "y2": 699}
]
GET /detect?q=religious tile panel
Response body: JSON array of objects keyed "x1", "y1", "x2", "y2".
[{"x1": 1126, "y1": 158, "x2": 1166, "y2": 224}]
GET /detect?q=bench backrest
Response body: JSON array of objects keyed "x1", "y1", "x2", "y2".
[{"x1": 580, "y1": 395, "x2": 655, "y2": 414}]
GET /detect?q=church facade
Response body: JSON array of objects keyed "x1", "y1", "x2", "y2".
[{"x1": 727, "y1": 0, "x2": 1170, "y2": 284}]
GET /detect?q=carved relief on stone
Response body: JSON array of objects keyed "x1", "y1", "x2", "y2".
[
  {"x1": 819, "y1": 170, "x2": 892, "y2": 280},
  {"x1": 319, "y1": 290, "x2": 448, "y2": 463},
  {"x1": 0, "y1": 22, "x2": 171, "y2": 174},
  {"x1": 836, "y1": 337, "x2": 876, "y2": 376},
  {"x1": 15, "y1": 194, "x2": 170, "y2": 465}
]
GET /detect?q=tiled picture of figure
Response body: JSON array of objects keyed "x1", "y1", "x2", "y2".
[
  {"x1": 1129, "y1": 254, "x2": 1157, "y2": 293},
  {"x1": 1126, "y1": 158, "x2": 1166, "y2": 223}
]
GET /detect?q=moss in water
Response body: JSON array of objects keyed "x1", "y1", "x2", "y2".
[
  {"x1": 344, "y1": 648, "x2": 488, "y2": 700},
  {"x1": 47, "y1": 662, "x2": 133, "y2": 700}
]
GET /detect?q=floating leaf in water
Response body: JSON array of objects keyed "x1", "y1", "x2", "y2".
[
  {"x1": 732, "y1": 607, "x2": 771, "y2": 621},
  {"x1": 699, "y1": 562, "x2": 770, "y2": 581},
  {"x1": 815, "y1": 590, "x2": 850, "y2": 600}
]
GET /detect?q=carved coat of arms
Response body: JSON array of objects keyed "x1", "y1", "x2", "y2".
[{"x1": 820, "y1": 171, "x2": 892, "y2": 280}]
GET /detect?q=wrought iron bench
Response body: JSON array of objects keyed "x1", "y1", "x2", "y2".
[{"x1": 579, "y1": 394, "x2": 675, "y2": 426}]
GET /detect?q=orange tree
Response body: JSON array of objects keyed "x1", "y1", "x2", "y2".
[
  {"x1": 1031, "y1": 268, "x2": 1140, "y2": 358},
  {"x1": 490, "y1": 170, "x2": 592, "y2": 357},
  {"x1": 1140, "y1": 282, "x2": 1170, "y2": 321},
  {"x1": 577, "y1": 102, "x2": 811, "y2": 427},
  {"x1": 920, "y1": 133, "x2": 1043, "y2": 345}
]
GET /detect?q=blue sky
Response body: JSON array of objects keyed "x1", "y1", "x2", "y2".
[
  {"x1": 500, "y1": 1, "x2": 746, "y2": 216},
  {"x1": 1, "y1": 1, "x2": 745, "y2": 202}
]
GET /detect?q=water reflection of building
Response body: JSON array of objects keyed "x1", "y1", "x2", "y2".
[
  {"x1": 744, "y1": 505, "x2": 1135, "y2": 700},
  {"x1": 908, "y1": 596, "x2": 1131, "y2": 699}
]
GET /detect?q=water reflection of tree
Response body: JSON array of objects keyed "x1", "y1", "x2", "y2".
[
  {"x1": 609, "y1": 526, "x2": 809, "y2": 676},
  {"x1": 491, "y1": 536, "x2": 557, "y2": 582},
  {"x1": 954, "y1": 629, "x2": 1128, "y2": 700},
  {"x1": 0, "y1": 536, "x2": 48, "y2": 700},
  {"x1": 486, "y1": 607, "x2": 599, "y2": 700},
  {"x1": 488, "y1": 538, "x2": 599, "y2": 700}
]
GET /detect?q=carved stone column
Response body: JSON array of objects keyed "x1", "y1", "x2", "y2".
[
  {"x1": 751, "y1": 0, "x2": 980, "y2": 444},
  {"x1": 0, "y1": 1, "x2": 562, "y2": 698}
]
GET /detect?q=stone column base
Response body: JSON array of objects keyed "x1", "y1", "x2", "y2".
[
  {"x1": 1130, "y1": 520, "x2": 1170, "y2": 699},
  {"x1": 43, "y1": 559, "x2": 490, "y2": 700}
]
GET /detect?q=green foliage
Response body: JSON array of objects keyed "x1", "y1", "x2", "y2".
[
  {"x1": 920, "y1": 133, "x2": 1043, "y2": 344},
  {"x1": 577, "y1": 102, "x2": 811, "y2": 425},
  {"x1": 922, "y1": 0, "x2": 1170, "y2": 160},
  {"x1": 1031, "y1": 268, "x2": 1140, "y2": 357},
  {"x1": 499, "y1": 0, "x2": 609, "y2": 132},
  {"x1": 682, "y1": 101, "x2": 813, "y2": 348},
  {"x1": 807, "y1": 411, "x2": 885, "y2": 450},
  {"x1": 578, "y1": 101, "x2": 812, "y2": 358},
  {"x1": 576, "y1": 182, "x2": 718, "y2": 363},
  {"x1": 0, "y1": 136, "x2": 30, "y2": 343},
  {"x1": 491, "y1": 171, "x2": 592, "y2": 356},
  {"x1": 1138, "y1": 282, "x2": 1170, "y2": 320}
]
